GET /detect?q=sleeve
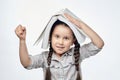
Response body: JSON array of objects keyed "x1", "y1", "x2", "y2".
[
  {"x1": 25, "y1": 52, "x2": 46, "y2": 70},
  {"x1": 80, "y1": 42, "x2": 102, "y2": 60}
]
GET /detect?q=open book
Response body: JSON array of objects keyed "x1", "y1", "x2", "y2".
[{"x1": 34, "y1": 8, "x2": 87, "y2": 49}]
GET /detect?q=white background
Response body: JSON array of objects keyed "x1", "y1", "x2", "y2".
[{"x1": 0, "y1": 0, "x2": 120, "y2": 80}]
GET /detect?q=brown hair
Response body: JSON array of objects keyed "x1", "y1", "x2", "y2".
[
  {"x1": 45, "y1": 20, "x2": 81, "y2": 80},
  {"x1": 74, "y1": 40, "x2": 81, "y2": 80},
  {"x1": 45, "y1": 42, "x2": 53, "y2": 80}
]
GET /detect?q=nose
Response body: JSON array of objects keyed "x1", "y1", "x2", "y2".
[{"x1": 59, "y1": 38, "x2": 63, "y2": 45}]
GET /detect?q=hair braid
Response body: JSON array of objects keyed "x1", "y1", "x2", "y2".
[
  {"x1": 74, "y1": 40, "x2": 81, "y2": 80},
  {"x1": 45, "y1": 43, "x2": 53, "y2": 80}
]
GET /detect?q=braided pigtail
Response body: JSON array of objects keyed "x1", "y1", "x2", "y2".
[
  {"x1": 45, "y1": 43, "x2": 53, "y2": 80},
  {"x1": 74, "y1": 40, "x2": 81, "y2": 80}
]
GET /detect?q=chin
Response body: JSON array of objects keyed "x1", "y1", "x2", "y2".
[{"x1": 55, "y1": 50, "x2": 65, "y2": 55}]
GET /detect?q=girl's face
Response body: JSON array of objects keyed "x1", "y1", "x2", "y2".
[{"x1": 51, "y1": 24, "x2": 75, "y2": 57}]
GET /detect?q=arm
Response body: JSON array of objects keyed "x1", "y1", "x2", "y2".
[
  {"x1": 15, "y1": 25, "x2": 31, "y2": 67},
  {"x1": 64, "y1": 13, "x2": 104, "y2": 49}
]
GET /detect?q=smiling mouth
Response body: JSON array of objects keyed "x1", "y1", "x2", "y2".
[{"x1": 56, "y1": 46, "x2": 64, "y2": 49}]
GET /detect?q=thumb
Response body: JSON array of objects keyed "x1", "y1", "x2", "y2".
[{"x1": 22, "y1": 26, "x2": 26, "y2": 32}]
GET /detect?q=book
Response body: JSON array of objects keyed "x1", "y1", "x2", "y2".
[{"x1": 34, "y1": 8, "x2": 87, "y2": 49}]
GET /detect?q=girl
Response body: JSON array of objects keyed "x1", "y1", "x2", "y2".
[{"x1": 15, "y1": 13, "x2": 104, "y2": 80}]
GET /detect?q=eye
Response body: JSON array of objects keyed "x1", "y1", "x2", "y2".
[
  {"x1": 55, "y1": 35, "x2": 60, "y2": 38},
  {"x1": 64, "y1": 37, "x2": 69, "y2": 40}
]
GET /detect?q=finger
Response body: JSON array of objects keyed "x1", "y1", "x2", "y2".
[
  {"x1": 17, "y1": 25, "x2": 26, "y2": 33},
  {"x1": 15, "y1": 25, "x2": 24, "y2": 35},
  {"x1": 15, "y1": 25, "x2": 22, "y2": 33},
  {"x1": 22, "y1": 26, "x2": 26, "y2": 31},
  {"x1": 64, "y1": 13, "x2": 71, "y2": 19},
  {"x1": 64, "y1": 13, "x2": 74, "y2": 22},
  {"x1": 17, "y1": 24, "x2": 23, "y2": 31}
]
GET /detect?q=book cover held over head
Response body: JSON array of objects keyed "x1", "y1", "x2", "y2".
[{"x1": 34, "y1": 8, "x2": 87, "y2": 49}]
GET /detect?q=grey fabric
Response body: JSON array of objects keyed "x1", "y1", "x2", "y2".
[{"x1": 26, "y1": 42, "x2": 101, "y2": 80}]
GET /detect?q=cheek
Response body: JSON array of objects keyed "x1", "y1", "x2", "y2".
[
  {"x1": 70, "y1": 39, "x2": 75, "y2": 45},
  {"x1": 66, "y1": 41, "x2": 74, "y2": 47},
  {"x1": 70, "y1": 42, "x2": 74, "y2": 46},
  {"x1": 51, "y1": 38, "x2": 57, "y2": 46},
  {"x1": 52, "y1": 38, "x2": 57, "y2": 42}
]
